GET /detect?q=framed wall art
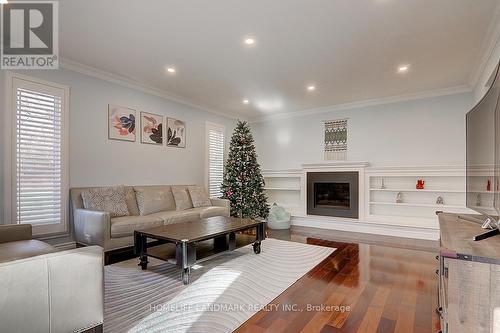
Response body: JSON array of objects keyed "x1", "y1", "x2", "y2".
[
  {"x1": 140, "y1": 112, "x2": 163, "y2": 145},
  {"x1": 108, "y1": 104, "x2": 136, "y2": 142},
  {"x1": 166, "y1": 117, "x2": 186, "y2": 148}
]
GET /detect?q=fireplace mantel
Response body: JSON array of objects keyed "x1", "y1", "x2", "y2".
[
  {"x1": 300, "y1": 162, "x2": 368, "y2": 220},
  {"x1": 302, "y1": 161, "x2": 370, "y2": 170}
]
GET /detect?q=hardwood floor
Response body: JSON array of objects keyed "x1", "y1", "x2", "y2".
[{"x1": 235, "y1": 227, "x2": 440, "y2": 333}]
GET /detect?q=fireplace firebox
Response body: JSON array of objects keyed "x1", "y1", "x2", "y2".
[{"x1": 307, "y1": 172, "x2": 359, "y2": 218}]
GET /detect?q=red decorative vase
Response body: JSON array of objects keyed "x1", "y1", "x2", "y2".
[{"x1": 416, "y1": 180, "x2": 425, "y2": 190}]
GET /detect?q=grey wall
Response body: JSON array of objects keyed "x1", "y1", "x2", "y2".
[{"x1": 252, "y1": 92, "x2": 473, "y2": 170}]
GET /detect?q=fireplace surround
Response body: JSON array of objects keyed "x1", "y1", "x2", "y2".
[{"x1": 307, "y1": 171, "x2": 359, "y2": 218}]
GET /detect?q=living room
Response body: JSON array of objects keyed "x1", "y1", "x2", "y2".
[{"x1": 1, "y1": 1, "x2": 500, "y2": 332}]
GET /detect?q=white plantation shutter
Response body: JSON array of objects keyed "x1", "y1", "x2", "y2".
[
  {"x1": 11, "y1": 76, "x2": 69, "y2": 235},
  {"x1": 207, "y1": 123, "x2": 225, "y2": 198}
]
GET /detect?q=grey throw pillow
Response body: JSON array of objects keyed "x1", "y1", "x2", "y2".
[
  {"x1": 188, "y1": 186, "x2": 211, "y2": 208},
  {"x1": 81, "y1": 186, "x2": 130, "y2": 217}
]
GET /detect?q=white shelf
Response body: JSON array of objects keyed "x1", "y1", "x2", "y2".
[
  {"x1": 264, "y1": 187, "x2": 301, "y2": 191},
  {"x1": 367, "y1": 167, "x2": 467, "y2": 223},
  {"x1": 262, "y1": 169, "x2": 302, "y2": 178},
  {"x1": 369, "y1": 201, "x2": 464, "y2": 209},
  {"x1": 369, "y1": 188, "x2": 463, "y2": 193}
]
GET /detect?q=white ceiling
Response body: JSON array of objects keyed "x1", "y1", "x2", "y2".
[{"x1": 59, "y1": 0, "x2": 500, "y2": 120}]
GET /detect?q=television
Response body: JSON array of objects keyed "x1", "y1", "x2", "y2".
[{"x1": 466, "y1": 61, "x2": 500, "y2": 240}]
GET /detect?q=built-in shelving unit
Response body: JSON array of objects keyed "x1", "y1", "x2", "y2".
[
  {"x1": 369, "y1": 188, "x2": 463, "y2": 193},
  {"x1": 369, "y1": 201, "x2": 464, "y2": 209},
  {"x1": 366, "y1": 166, "x2": 472, "y2": 229},
  {"x1": 262, "y1": 164, "x2": 472, "y2": 239},
  {"x1": 262, "y1": 169, "x2": 303, "y2": 216},
  {"x1": 464, "y1": 165, "x2": 497, "y2": 216}
]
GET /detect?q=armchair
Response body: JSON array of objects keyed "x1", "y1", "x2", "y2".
[
  {"x1": 0, "y1": 224, "x2": 55, "y2": 263},
  {"x1": 0, "y1": 224, "x2": 104, "y2": 332}
]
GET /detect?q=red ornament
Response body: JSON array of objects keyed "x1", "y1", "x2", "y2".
[{"x1": 416, "y1": 180, "x2": 425, "y2": 190}]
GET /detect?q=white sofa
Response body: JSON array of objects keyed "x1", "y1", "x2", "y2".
[{"x1": 70, "y1": 185, "x2": 230, "y2": 254}]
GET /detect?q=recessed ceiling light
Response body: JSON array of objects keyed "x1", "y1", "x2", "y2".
[
  {"x1": 242, "y1": 99, "x2": 250, "y2": 104},
  {"x1": 398, "y1": 65, "x2": 410, "y2": 73},
  {"x1": 166, "y1": 67, "x2": 176, "y2": 74},
  {"x1": 307, "y1": 85, "x2": 316, "y2": 91},
  {"x1": 244, "y1": 37, "x2": 256, "y2": 46}
]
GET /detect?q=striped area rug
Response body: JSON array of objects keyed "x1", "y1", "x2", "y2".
[{"x1": 104, "y1": 238, "x2": 334, "y2": 333}]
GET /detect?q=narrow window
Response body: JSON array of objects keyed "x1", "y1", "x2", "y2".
[{"x1": 206, "y1": 122, "x2": 225, "y2": 198}]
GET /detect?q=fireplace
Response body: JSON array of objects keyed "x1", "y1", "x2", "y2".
[{"x1": 307, "y1": 172, "x2": 359, "y2": 218}]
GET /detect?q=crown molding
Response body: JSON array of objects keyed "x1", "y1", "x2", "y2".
[
  {"x1": 59, "y1": 58, "x2": 242, "y2": 120},
  {"x1": 469, "y1": 2, "x2": 500, "y2": 90},
  {"x1": 59, "y1": 57, "x2": 473, "y2": 125},
  {"x1": 248, "y1": 84, "x2": 472, "y2": 123}
]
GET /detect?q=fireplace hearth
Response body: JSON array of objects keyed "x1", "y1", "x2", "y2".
[{"x1": 307, "y1": 172, "x2": 359, "y2": 218}]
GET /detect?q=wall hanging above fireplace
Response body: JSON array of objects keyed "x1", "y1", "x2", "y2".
[{"x1": 324, "y1": 118, "x2": 348, "y2": 161}]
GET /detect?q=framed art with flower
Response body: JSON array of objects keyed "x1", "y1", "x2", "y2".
[
  {"x1": 166, "y1": 117, "x2": 186, "y2": 148},
  {"x1": 108, "y1": 104, "x2": 136, "y2": 141},
  {"x1": 140, "y1": 112, "x2": 163, "y2": 145}
]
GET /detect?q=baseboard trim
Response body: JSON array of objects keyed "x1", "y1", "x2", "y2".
[{"x1": 291, "y1": 216, "x2": 439, "y2": 240}]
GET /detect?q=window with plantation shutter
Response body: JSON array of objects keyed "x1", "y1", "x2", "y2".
[
  {"x1": 206, "y1": 122, "x2": 225, "y2": 198},
  {"x1": 8, "y1": 75, "x2": 69, "y2": 235}
]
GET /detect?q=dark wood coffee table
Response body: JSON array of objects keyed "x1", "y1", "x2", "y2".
[{"x1": 134, "y1": 216, "x2": 266, "y2": 284}]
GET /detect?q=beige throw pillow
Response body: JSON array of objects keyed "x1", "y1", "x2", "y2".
[
  {"x1": 81, "y1": 186, "x2": 130, "y2": 217},
  {"x1": 134, "y1": 186, "x2": 175, "y2": 216},
  {"x1": 171, "y1": 186, "x2": 194, "y2": 211},
  {"x1": 124, "y1": 187, "x2": 140, "y2": 216},
  {"x1": 188, "y1": 186, "x2": 211, "y2": 208}
]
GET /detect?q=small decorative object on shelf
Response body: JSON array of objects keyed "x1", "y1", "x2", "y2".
[
  {"x1": 380, "y1": 178, "x2": 386, "y2": 189},
  {"x1": 476, "y1": 193, "x2": 481, "y2": 207},
  {"x1": 396, "y1": 192, "x2": 403, "y2": 203},
  {"x1": 416, "y1": 179, "x2": 425, "y2": 189},
  {"x1": 487, "y1": 179, "x2": 491, "y2": 191},
  {"x1": 436, "y1": 196, "x2": 444, "y2": 205}
]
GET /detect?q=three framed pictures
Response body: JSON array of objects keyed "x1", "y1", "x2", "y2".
[{"x1": 108, "y1": 104, "x2": 185, "y2": 148}]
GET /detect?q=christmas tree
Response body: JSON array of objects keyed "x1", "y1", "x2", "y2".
[{"x1": 221, "y1": 120, "x2": 270, "y2": 219}]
